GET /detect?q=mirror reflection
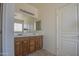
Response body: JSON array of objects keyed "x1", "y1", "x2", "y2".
[{"x1": 14, "y1": 12, "x2": 41, "y2": 33}]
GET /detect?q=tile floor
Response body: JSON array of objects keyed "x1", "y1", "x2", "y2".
[{"x1": 28, "y1": 49, "x2": 56, "y2": 56}]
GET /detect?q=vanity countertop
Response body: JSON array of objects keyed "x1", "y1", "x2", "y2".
[{"x1": 14, "y1": 35, "x2": 43, "y2": 38}]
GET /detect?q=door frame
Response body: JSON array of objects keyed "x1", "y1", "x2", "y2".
[{"x1": 0, "y1": 3, "x2": 3, "y2": 56}]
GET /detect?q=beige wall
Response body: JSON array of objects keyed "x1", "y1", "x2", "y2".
[{"x1": 37, "y1": 4, "x2": 57, "y2": 55}]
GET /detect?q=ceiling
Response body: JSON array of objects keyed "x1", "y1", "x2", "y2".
[{"x1": 29, "y1": 3, "x2": 67, "y2": 9}]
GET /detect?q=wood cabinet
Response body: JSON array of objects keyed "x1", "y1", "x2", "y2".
[
  {"x1": 15, "y1": 38, "x2": 23, "y2": 56},
  {"x1": 22, "y1": 38, "x2": 29, "y2": 56},
  {"x1": 35, "y1": 36, "x2": 43, "y2": 50},
  {"x1": 29, "y1": 38, "x2": 36, "y2": 53},
  {"x1": 14, "y1": 36, "x2": 43, "y2": 56}
]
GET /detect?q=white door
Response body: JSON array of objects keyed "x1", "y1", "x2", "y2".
[{"x1": 57, "y1": 4, "x2": 77, "y2": 56}]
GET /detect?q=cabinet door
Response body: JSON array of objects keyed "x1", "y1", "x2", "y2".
[
  {"x1": 15, "y1": 39, "x2": 22, "y2": 56},
  {"x1": 22, "y1": 39, "x2": 29, "y2": 56},
  {"x1": 35, "y1": 38, "x2": 39, "y2": 50},
  {"x1": 35, "y1": 36, "x2": 43, "y2": 50},
  {"x1": 29, "y1": 38, "x2": 36, "y2": 53},
  {"x1": 39, "y1": 36, "x2": 43, "y2": 49}
]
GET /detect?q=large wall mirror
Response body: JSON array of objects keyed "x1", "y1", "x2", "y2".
[{"x1": 14, "y1": 12, "x2": 41, "y2": 33}]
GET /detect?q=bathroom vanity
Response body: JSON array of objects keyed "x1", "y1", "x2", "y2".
[
  {"x1": 14, "y1": 4, "x2": 42, "y2": 56},
  {"x1": 14, "y1": 35, "x2": 43, "y2": 56}
]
